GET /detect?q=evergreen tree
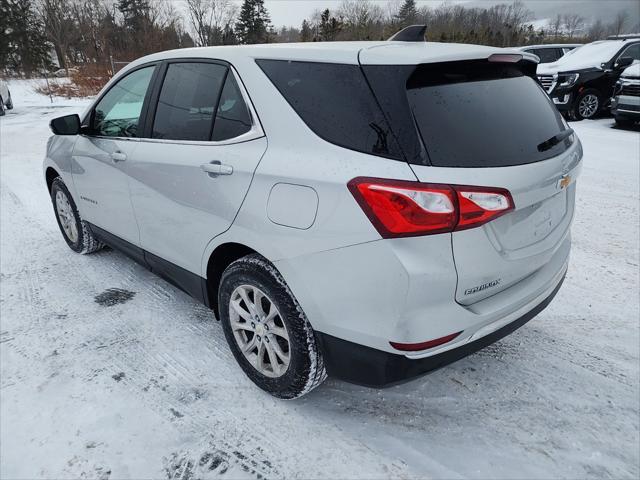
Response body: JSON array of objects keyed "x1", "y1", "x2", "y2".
[
  {"x1": 300, "y1": 19, "x2": 312, "y2": 42},
  {"x1": 395, "y1": 0, "x2": 418, "y2": 27},
  {"x1": 318, "y1": 9, "x2": 342, "y2": 41},
  {"x1": 222, "y1": 24, "x2": 238, "y2": 45},
  {"x1": 235, "y1": 0, "x2": 271, "y2": 44},
  {"x1": 117, "y1": 0, "x2": 150, "y2": 32},
  {"x1": 3, "y1": 0, "x2": 52, "y2": 76}
]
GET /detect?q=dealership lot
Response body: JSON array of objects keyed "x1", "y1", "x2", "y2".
[{"x1": 1, "y1": 82, "x2": 638, "y2": 478}]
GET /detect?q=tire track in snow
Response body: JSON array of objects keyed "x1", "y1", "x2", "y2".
[{"x1": 2, "y1": 179, "x2": 413, "y2": 479}]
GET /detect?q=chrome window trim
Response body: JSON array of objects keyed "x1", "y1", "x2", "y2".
[
  {"x1": 81, "y1": 63, "x2": 264, "y2": 145},
  {"x1": 140, "y1": 63, "x2": 264, "y2": 146},
  {"x1": 80, "y1": 135, "x2": 141, "y2": 142}
]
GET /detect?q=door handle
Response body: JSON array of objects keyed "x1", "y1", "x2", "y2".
[
  {"x1": 111, "y1": 151, "x2": 127, "y2": 162},
  {"x1": 200, "y1": 161, "x2": 233, "y2": 176}
]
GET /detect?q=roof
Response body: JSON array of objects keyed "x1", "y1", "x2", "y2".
[{"x1": 126, "y1": 41, "x2": 538, "y2": 69}]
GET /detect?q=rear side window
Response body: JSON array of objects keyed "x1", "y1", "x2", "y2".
[
  {"x1": 152, "y1": 62, "x2": 227, "y2": 141},
  {"x1": 406, "y1": 62, "x2": 570, "y2": 167},
  {"x1": 212, "y1": 74, "x2": 253, "y2": 141},
  {"x1": 256, "y1": 59, "x2": 402, "y2": 159}
]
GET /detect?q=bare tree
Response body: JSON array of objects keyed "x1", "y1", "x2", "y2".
[
  {"x1": 39, "y1": 0, "x2": 76, "y2": 70},
  {"x1": 186, "y1": 0, "x2": 237, "y2": 46},
  {"x1": 612, "y1": 10, "x2": 629, "y2": 36},
  {"x1": 562, "y1": 13, "x2": 585, "y2": 39},
  {"x1": 337, "y1": 0, "x2": 384, "y2": 40},
  {"x1": 550, "y1": 13, "x2": 562, "y2": 40}
]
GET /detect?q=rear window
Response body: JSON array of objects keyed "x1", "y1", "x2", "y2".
[
  {"x1": 406, "y1": 62, "x2": 570, "y2": 167},
  {"x1": 256, "y1": 59, "x2": 402, "y2": 159}
]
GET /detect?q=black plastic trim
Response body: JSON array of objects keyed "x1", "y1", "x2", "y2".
[
  {"x1": 87, "y1": 223, "x2": 209, "y2": 306},
  {"x1": 316, "y1": 273, "x2": 566, "y2": 388}
]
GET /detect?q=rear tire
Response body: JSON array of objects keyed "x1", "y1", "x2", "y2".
[
  {"x1": 219, "y1": 254, "x2": 327, "y2": 399},
  {"x1": 50, "y1": 177, "x2": 104, "y2": 254},
  {"x1": 6, "y1": 92, "x2": 13, "y2": 110},
  {"x1": 569, "y1": 89, "x2": 601, "y2": 121},
  {"x1": 0, "y1": 96, "x2": 5, "y2": 116}
]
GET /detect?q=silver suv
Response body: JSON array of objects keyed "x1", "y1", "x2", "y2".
[{"x1": 44, "y1": 32, "x2": 582, "y2": 399}]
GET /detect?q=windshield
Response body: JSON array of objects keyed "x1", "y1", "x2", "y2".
[{"x1": 406, "y1": 62, "x2": 570, "y2": 167}]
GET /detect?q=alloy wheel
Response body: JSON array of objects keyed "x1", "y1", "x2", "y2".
[
  {"x1": 55, "y1": 190, "x2": 78, "y2": 243},
  {"x1": 578, "y1": 94, "x2": 598, "y2": 118},
  {"x1": 229, "y1": 285, "x2": 290, "y2": 378}
]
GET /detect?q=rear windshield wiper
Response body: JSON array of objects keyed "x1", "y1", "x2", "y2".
[{"x1": 537, "y1": 128, "x2": 574, "y2": 152}]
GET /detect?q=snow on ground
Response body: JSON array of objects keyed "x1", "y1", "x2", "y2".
[{"x1": 1, "y1": 79, "x2": 639, "y2": 479}]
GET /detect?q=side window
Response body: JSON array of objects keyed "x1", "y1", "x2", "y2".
[
  {"x1": 152, "y1": 62, "x2": 227, "y2": 141},
  {"x1": 93, "y1": 66, "x2": 155, "y2": 137},
  {"x1": 534, "y1": 48, "x2": 560, "y2": 63},
  {"x1": 618, "y1": 43, "x2": 640, "y2": 62},
  {"x1": 212, "y1": 73, "x2": 253, "y2": 141},
  {"x1": 256, "y1": 59, "x2": 402, "y2": 159}
]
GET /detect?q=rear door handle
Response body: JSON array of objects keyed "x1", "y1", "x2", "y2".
[
  {"x1": 111, "y1": 151, "x2": 127, "y2": 162},
  {"x1": 200, "y1": 161, "x2": 233, "y2": 176}
]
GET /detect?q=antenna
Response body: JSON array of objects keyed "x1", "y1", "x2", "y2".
[{"x1": 387, "y1": 25, "x2": 427, "y2": 42}]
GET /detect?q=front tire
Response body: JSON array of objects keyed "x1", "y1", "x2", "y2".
[
  {"x1": 0, "y1": 96, "x2": 5, "y2": 116},
  {"x1": 219, "y1": 254, "x2": 327, "y2": 399},
  {"x1": 50, "y1": 177, "x2": 103, "y2": 254},
  {"x1": 569, "y1": 89, "x2": 601, "y2": 121},
  {"x1": 6, "y1": 91, "x2": 13, "y2": 110}
]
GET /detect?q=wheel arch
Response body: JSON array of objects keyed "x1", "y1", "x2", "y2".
[
  {"x1": 205, "y1": 242, "x2": 260, "y2": 318},
  {"x1": 45, "y1": 166, "x2": 61, "y2": 193}
]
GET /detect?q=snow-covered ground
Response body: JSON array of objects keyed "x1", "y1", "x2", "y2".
[{"x1": 1, "y1": 79, "x2": 639, "y2": 479}]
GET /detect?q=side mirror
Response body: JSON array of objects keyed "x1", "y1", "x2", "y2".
[
  {"x1": 615, "y1": 57, "x2": 634, "y2": 70},
  {"x1": 50, "y1": 114, "x2": 81, "y2": 135}
]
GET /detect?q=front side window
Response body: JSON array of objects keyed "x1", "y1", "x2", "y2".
[
  {"x1": 256, "y1": 59, "x2": 402, "y2": 159},
  {"x1": 92, "y1": 66, "x2": 155, "y2": 137},
  {"x1": 618, "y1": 43, "x2": 640, "y2": 62},
  {"x1": 152, "y1": 62, "x2": 227, "y2": 141}
]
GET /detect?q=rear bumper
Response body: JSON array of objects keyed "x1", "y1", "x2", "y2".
[{"x1": 317, "y1": 272, "x2": 565, "y2": 388}]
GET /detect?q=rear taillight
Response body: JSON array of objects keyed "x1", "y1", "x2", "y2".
[{"x1": 348, "y1": 177, "x2": 514, "y2": 238}]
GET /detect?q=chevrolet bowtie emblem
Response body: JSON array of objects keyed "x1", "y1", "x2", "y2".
[{"x1": 557, "y1": 175, "x2": 571, "y2": 190}]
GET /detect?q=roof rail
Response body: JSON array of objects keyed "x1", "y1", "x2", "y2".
[
  {"x1": 606, "y1": 34, "x2": 640, "y2": 40},
  {"x1": 388, "y1": 25, "x2": 427, "y2": 42}
]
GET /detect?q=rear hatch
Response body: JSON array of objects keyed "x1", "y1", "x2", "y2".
[{"x1": 361, "y1": 47, "x2": 582, "y2": 304}]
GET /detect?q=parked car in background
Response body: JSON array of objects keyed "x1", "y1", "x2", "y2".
[
  {"x1": 42, "y1": 29, "x2": 581, "y2": 398},
  {"x1": 611, "y1": 63, "x2": 640, "y2": 127},
  {"x1": 537, "y1": 36, "x2": 640, "y2": 120},
  {"x1": 518, "y1": 44, "x2": 581, "y2": 64},
  {"x1": 0, "y1": 79, "x2": 13, "y2": 116},
  {"x1": 52, "y1": 68, "x2": 79, "y2": 78}
]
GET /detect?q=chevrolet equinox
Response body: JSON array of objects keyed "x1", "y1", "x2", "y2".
[{"x1": 44, "y1": 26, "x2": 582, "y2": 399}]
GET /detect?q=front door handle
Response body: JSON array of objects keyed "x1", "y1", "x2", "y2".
[
  {"x1": 111, "y1": 151, "x2": 127, "y2": 162},
  {"x1": 200, "y1": 161, "x2": 233, "y2": 176}
]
